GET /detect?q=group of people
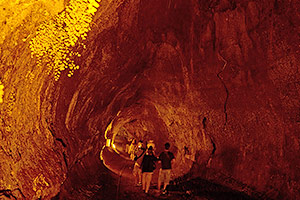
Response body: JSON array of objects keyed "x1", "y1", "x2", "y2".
[{"x1": 131, "y1": 140, "x2": 175, "y2": 195}]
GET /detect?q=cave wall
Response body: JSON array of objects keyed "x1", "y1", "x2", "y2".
[{"x1": 0, "y1": 0, "x2": 299, "y2": 199}]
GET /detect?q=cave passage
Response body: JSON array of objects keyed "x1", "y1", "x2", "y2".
[
  {"x1": 0, "y1": 0, "x2": 299, "y2": 200},
  {"x1": 98, "y1": 120, "x2": 258, "y2": 200}
]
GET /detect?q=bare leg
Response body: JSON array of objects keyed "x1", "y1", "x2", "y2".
[
  {"x1": 157, "y1": 169, "x2": 162, "y2": 190},
  {"x1": 145, "y1": 173, "x2": 153, "y2": 193},
  {"x1": 163, "y1": 183, "x2": 167, "y2": 191},
  {"x1": 133, "y1": 164, "x2": 139, "y2": 185},
  {"x1": 138, "y1": 169, "x2": 142, "y2": 184},
  {"x1": 157, "y1": 181, "x2": 161, "y2": 190},
  {"x1": 142, "y1": 173, "x2": 146, "y2": 191}
]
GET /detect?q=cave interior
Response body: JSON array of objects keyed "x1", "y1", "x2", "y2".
[{"x1": 0, "y1": 0, "x2": 299, "y2": 199}]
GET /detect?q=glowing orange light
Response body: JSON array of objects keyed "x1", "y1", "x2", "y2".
[
  {"x1": 100, "y1": 145, "x2": 105, "y2": 161},
  {"x1": 106, "y1": 139, "x2": 111, "y2": 147}
]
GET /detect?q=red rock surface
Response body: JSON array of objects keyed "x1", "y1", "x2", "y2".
[{"x1": 0, "y1": 0, "x2": 299, "y2": 199}]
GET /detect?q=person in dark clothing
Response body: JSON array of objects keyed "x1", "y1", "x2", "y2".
[
  {"x1": 158, "y1": 142, "x2": 175, "y2": 194},
  {"x1": 141, "y1": 146, "x2": 157, "y2": 193}
]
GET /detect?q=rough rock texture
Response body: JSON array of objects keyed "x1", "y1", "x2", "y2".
[{"x1": 0, "y1": 0, "x2": 299, "y2": 199}]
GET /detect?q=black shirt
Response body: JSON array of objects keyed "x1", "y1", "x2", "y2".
[
  {"x1": 159, "y1": 151, "x2": 175, "y2": 169},
  {"x1": 141, "y1": 153, "x2": 157, "y2": 172}
]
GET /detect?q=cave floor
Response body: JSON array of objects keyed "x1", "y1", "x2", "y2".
[
  {"x1": 116, "y1": 177, "x2": 257, "y2": 200},
  {"x1": 100, "y1": 147, "x2": 257, "y2": 200}
]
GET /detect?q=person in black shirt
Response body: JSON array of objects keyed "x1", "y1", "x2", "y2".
[
  {"x1": 141, "y1": 146, "x2": 157, "y2": 193},
  {"x1": 157, "y1": 142, "x2": 175, "y2": 194}
]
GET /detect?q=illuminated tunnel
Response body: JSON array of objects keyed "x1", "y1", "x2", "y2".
[{"x1": 0, "y1": 0, "x2": 299, "y2": 199}]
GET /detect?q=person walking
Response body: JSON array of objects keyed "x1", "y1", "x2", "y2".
[
  {"x1": 141, "y1": 146, "x2": 157, "y2": 194},
  {"x1": 132, "y1": 141, "x2": 145, "y2": 186},
  {"x1": 157, "y1": 142, "x2": 175, "y2": 194}
]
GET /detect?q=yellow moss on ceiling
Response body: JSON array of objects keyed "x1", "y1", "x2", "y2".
[{"x1": 29, "y1": 0, "x2": 101, "y2": 80}]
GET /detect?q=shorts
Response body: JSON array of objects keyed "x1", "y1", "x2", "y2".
[{"x1": 158, "y1": 169, "x2": 171, "y2": 184}]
